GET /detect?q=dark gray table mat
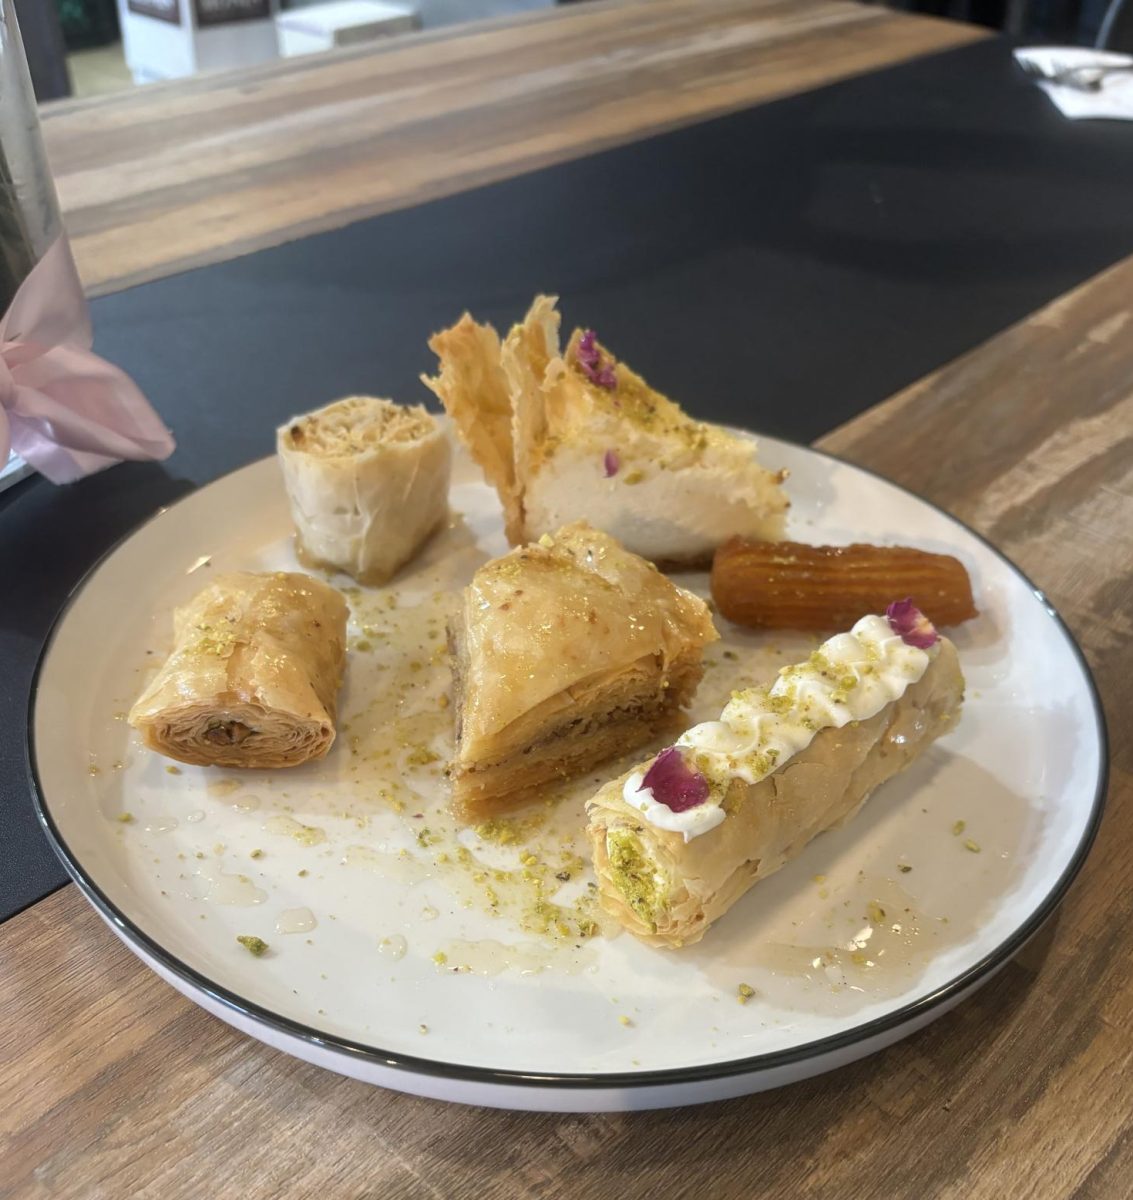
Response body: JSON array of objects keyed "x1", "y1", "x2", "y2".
[{"x1": 5, "y1": 36, "x2": 1133, "y2": 921}]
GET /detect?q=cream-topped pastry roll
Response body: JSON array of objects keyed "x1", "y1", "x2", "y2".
[
  {"x1": 585, "y1": 603, "x2": 965, "y2": 947},
  {"x1": 128, "y1": 571, "x2": 347, "y2": 769},
  {"x1": 277, "y1": 396, "x2": 451, "y2": 585}
]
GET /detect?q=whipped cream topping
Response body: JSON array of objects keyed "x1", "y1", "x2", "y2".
[
  {"x1": 622, "y1": 770, "x2": 727, "y2": 840},
  {"x1": 622, "y1": 615, "x2": 936, "y2": 841}
]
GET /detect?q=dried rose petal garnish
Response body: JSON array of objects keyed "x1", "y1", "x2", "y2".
[
  {"x1": 886, "y1": 598, "x2": 939, "y2": 649},
  {"x1": 638, "y1": 747, "x2": 710, "y2": 813},
  {"x1": 603, "y1": 449, "x2": 620, "y2": 478},
  {"x1": 577, "y1": 329, "x2": 618, "y2": 391}
]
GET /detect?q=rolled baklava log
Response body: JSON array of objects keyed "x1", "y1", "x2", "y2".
[
  {"x1": 277, "y1": 396, "x2": 451, "y2": 585},
  {"x1": 128, "y1": 571, "x2": 347, "y2": 769}
]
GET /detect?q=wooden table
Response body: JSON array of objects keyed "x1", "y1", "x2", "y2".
[{"x1": 5, "y1": 2, "x2": 1132, "y2": 1196}]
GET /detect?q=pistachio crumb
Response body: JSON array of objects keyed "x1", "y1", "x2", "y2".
[
  {"x1": 737, "y1": 983, "x2": 756, "y2": 1005},
  {"x1": 618, "y1": 1015, "x2": 633, "y2": 1027},
  {"x1": 116, "y1": 812, "x2": 135, "y2": 824},
  {"x1": 236, "y1": 935, "x2": 268, "y2": 957},
  {"x1": 964, "y1": 839, "x2": 981, "y2": 853},
  {"x1": 898, "y1": 864, "x2": 913, "y2": 873},
  {"x1": 165, "y1": 765, "x2": 182, "y2": 776},
  {"x1": 249, "y1": 849, "x2": 263, "y2": 859},
  {"x1": 952, "y1": 820, "x2": 966, "y2": 836}
]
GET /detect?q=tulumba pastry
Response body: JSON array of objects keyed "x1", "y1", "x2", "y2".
[
  {"x1": 447, "y1": 522, "x2": 718, "y2": 822},
  {"x1": 423, "y1": 295, "x2": 788, "y2": 567},
  {"x1": 711, "y1": 538, "x2": 978, "y2": 631},
  {"x1": 277, "y1": 395, "x2": 451, "y2": 585},
  {"x1": 585, "y1": 602, "x2": 965, "y2": 947},
  {"x1": 128, "y1": 571, "x2": 347, "y2": 769}
]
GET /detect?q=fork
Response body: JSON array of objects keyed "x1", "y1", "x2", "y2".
[{"x1": 1018, "y1": 57, "x2": 1133, "y2": 92}]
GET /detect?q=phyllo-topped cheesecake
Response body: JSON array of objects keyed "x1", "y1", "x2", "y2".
[
  {"x1": 447, "y1": 522, "x2": 718, "y2": 821},
  {"x1": 423, "y1": 295, "x2": 788, "y2": 567}
]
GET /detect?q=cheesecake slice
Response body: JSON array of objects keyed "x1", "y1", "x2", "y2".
[
  {"x1": 423, "y1": 295, "x2": 789, "y2": 568},
  {"x1": 447, "y1": 522, "x2": 718, "y2": 821}
]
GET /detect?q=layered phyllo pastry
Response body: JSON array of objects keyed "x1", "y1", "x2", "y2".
[
  {"x1": 129, "y1": 571, "x2": 347, "y2": 769},
  {"x1": 277, "y1": 396, "x2": 451, "y2": 585},
  {"x1": 447, "y1": 522, "x2": 718, "y2": 820},
  {"x1": 423, "y1": 296, "x2": 787, "y2": 567},
  {"x1": 586, "y1": 602, "x2": 964, "y2": 946}
]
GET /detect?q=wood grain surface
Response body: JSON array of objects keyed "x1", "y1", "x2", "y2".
[
  {"x1": 38, "y1": 0, "x2": 983, "y2": 297},
  {"x1": 6, "y1": 2, "x2": 1133, "y2": 1197}
]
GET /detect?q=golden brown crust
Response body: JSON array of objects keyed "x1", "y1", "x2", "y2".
[
  {"x1": 448, "y1": 656, "x2": 701, "y2": 823},
  {"x1": 424, "y1": 295, "x2": 789, "y2": 562},
  {"x1": 502, "y1": 294, "x2": 559, "y2": 527},
  {"x1": 447, "y1": 522, "x2": 717, "y2": 820},
  {"x1": 422, "y1": 314, "x2": 524, "y2": 542},
  {"x1": 128, "y1": 572, "x2": 348, "y2": 769},
  {"x1": 586, "y1": 638, "x2": 965, "y2": 947},
  {"x1": 711, "y1": 539, "x2": 978, "y2": 630}
]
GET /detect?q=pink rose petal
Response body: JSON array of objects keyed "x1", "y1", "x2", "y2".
[
  {"x1": 577, "y1": 328, "x2": 618, "y2": 391},
  {"x1": 603, "y1": 449, "x2": 620, "y2": 477},
  {"x1": 639, "y1": 747, "x2": 710, "y2": 813},
  {"x1": 886, "y1": 598, "x2": 939, "y2": 649}
]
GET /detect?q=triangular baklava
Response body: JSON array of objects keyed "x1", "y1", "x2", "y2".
[{"x1": 447, "y1": 522, "x2": 718, "y2": 820}]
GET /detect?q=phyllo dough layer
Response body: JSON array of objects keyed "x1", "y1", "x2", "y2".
[
  {"x1": 423, "y1": 296, "x2": 787, "y2": 567},
  {"x1": 586, "y1": 624, "x2": 964, "y2": 947},
  {"x1": 448, "y1": 522, "x2": 717, "y2": 821},
  {"x1": 128, "y1": 571, "x2": 348, "y2": 769},
  {"x1": 277, "y1": 395, "x2": 451, "y2": 585}
]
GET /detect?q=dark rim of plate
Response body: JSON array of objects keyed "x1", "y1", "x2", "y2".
[{"x1": 26, "y1": 439, "x2": 1110, "y2": 1094}]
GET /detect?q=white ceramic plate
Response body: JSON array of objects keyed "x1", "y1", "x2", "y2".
[{"x1": 29, "y1": 436, "x2": 1107, "y2": 1112}]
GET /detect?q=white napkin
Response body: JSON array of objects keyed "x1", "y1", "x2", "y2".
[{"x1": 1015, "y1": 47, "x2": 1133, "y2": 120}]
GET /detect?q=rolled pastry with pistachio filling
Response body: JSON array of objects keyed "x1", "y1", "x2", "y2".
[
  {"x1": 128, "y1": 571, "x2": 348, "y2": 769},
  {"x1": 277, "y1": 396, "x2": 451, "y2": 585},
  {"x1": 585, "y1": 602, "x2": 965, "y2": 947}
]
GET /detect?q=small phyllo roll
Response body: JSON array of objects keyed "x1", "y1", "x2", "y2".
[
  {"x1": 277, "y1": 396, "x2": 451, "y2": 584},
  {"x1": 128, "y1": 571, "x2": 347, "y2": 769}
]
